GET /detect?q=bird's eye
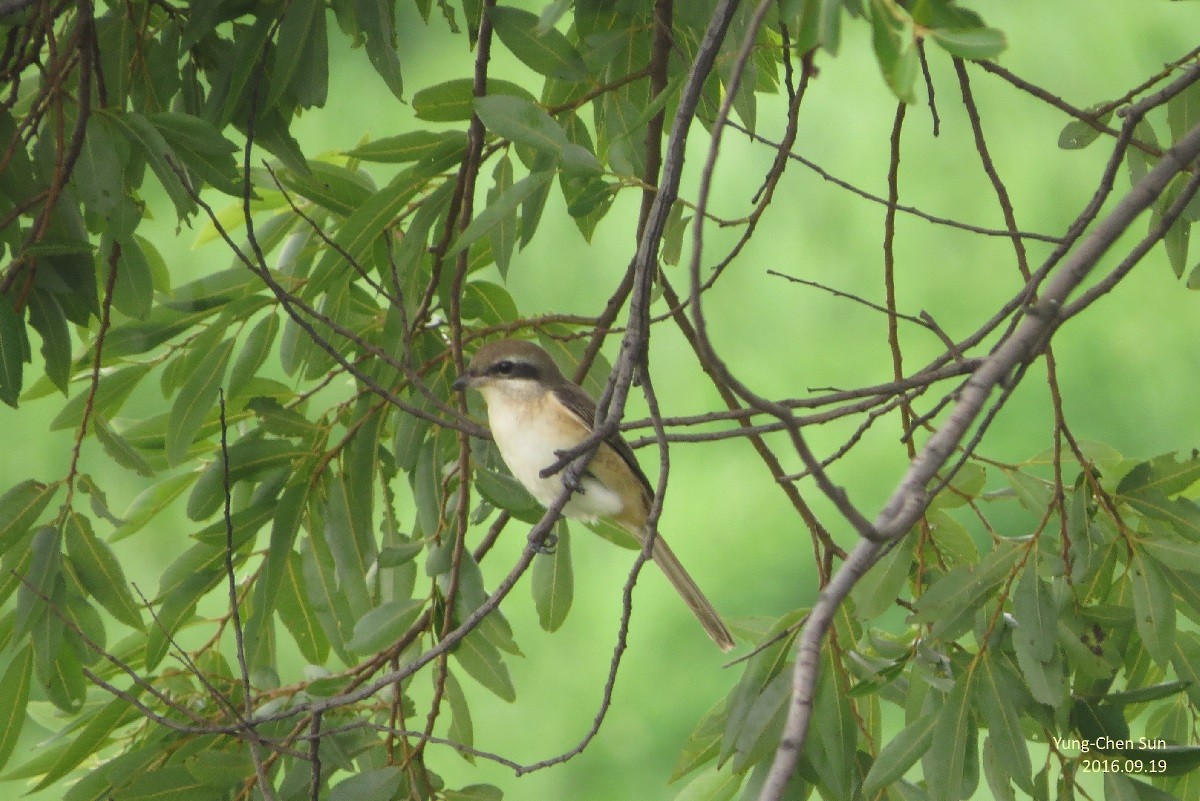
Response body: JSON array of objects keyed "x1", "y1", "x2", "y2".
[{"x1": 494, "y1": 360, "x2": 514, "y2": 375}]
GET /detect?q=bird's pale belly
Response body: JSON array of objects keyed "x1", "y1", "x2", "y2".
[{"x1": 485, "y1": 395, "x2": 625, "y2": 522}]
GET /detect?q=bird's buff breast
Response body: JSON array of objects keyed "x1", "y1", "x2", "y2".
[{"x1": 482, "y1": 388, "x2": 625, "y2": 521}]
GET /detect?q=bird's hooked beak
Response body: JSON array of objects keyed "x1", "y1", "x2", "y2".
[{"x1": 451, "y1": 372, "x2": 474, "y2": 392}]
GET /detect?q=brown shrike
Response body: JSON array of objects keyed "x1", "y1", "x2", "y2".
[{"x1": 452, "y1": 338, "x2": 735, "y2": 651}]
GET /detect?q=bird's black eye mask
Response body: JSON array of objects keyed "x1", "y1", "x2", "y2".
[{"x1": 487, "y1": 359, "x2": 540, "y2": 380}]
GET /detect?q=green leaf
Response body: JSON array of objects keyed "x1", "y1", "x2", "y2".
[
  {"x1": 444, "y1": 670, "x2": 475, "y2": 759},
  {"x1": 486, "y1": 154, "x2": 517, "y2": 276},
  {"x1": 64, "y1": 512, "x2": 143, "y2": 629},
  {"x1": 450, "y1": 171, "x2": 554, "y2": 258},
  {"x1": 672, "y1": 765, "x2": 743, "y2": 801},
  {"x1": 312, "y1": 163, "x2": 446, "y2": 287},
  {"x1": 1059, "y1": 115, "x2": 1111, "y2": 150},
  {"x1": 861, "y1": 701, "x2": 939, "y2": 794},
  {"x1": 278, "y1": 550, "x2": 330, "y2": 664},
  {"x1": 473, "y1": 465, "x2": 542, "y2": 522},
  {"x1": 1131, "y1": 552, "x2": 1175, "y2": 667},
  {"x1": 0, "y1": 479, "x2": 60, "y2": 549},
  {"x1": 473, "y1": 95, "x2": 601, "y2": 175},
  {"x1": 1012, "y1": 557, "x2": 1055, "y2": 662},
  {"x1": 849, "y1": 534, "x2": 912, "y2": 623},
  {"x1": 867, "y1": 0, "x2": 918, "y2": 104},
  {"x1": 453, "y1": 629, "x2": 516, "y2": 702},
  {"x1": 27, "y1": 289, "x2": 71, "y2": 395},
  {"x1": 300, "y1": 531, "x2": 354, "y2": 662},
  {"x1": 412, "y1": 77, "x2": 535, "y2": 121},
  {"x1": 0, "y1": 295, "x2": 24, "y2": 407},
  {"x1": 443, "y1": 784, "x2": 504, "y2": 801},
  {"x1": 975, "y1": 654, "x2": 1033, "y2": 793},
  {"x1": 928, "y1": 27, "x2": 1007, "y2": 60},
  {"x1": 112, "y1": 472, "x2": 196, "y2": 541},
  {"x1": 106, "y1": 110, "x2": 197, "y2": 219},
  {"x1": 346, "y1": 598, "x2": 425, "y2": 653},
  {"x1": 165, "y1": 336, "x2": 235, "y2": 465},
  {"x1": 1119, "y1": 452, "x2": 1200, "y2": 497},
  {"x1": 227, "y1": 313, "x2": 279, "y2": 399},
  {"x1": 112, "y1": 765, "x2": 212, "y2": 801},
  {"x1": 355, "y1": 0, "x2": 404, "y2": 99},
  {"x1": 924, "y1": 674, "x2": 977, "y2": 801},
  {"x1": 345, "y1": 130, "x2": 469, "y2": 163},
  {"x1": 14, "y1": 526, "x2": 62, "y2": 641},
  {"x1": 23, "y1": 692, "x2": 144, "y2": 791},
  {"x1": 186, "y1": 437, "x2": 303, "y2": 521},
  {"x1": 49, "y1": 362, "x2": 153, "y2": 431},
  {"x1": 1173, "y1": 632, "x2": 1200, "y2": 708},
  {"x1": 244, "y1": 480, "x2": 308, "y2": 667},
  {"x1": 0, "y1": 645, "x2": 32, "y2": 772},
  {"x1": 329, "y1": 767, "x2": 405, "y2": 801},
  {"x1": 532, "y1": 522, "x2": 572, "y2": 631},
  {"x1": 672, "y1": 696, "x2": 727, "y2": 782},
  {"x1": 489, "y1": 6, "x2": 589, "y2": 81},
  {"x1": 91, "y1": 414, "x2": 156, "y2": 478},
  {"x1": 271, "y1": 0, "x2": 329, "y2": 109}
]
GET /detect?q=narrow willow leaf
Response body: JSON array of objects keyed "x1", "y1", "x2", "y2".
[
  {"x1": 461, "y1": 281, "x2": 520, "y2": 327},
  {"x1": 862, "y1": 698, "x2": 939, "y2": 794},
  {"x1": 15, "y1": 526, "x2": 62, "y2": 640},
  {"x1": 300, "y1": 533, "x2": 353, "y2": 662},
  {"x1": 453, "y1": 630, "x2": 516, "y2": 702},
  {"x1": 345, "y1": 130, "x2": 468, "y2": 163},
  {"x1": 91, "y1": 414, "x2": 155, "y2": 478},
  {"x1": 851, "y1": 532, "x2": 914, "y2": 618},
  {"x1": 324, "y1": 470, "x2": 374, "y2": 617},
  {"x1": 112, "y1": 472, "x2": 195, "y2": 541},
  {"x1": 450, "y1": 171, "x2": 554, "y2": 257},
  {"x1": 0, "y1": 479, "x2": 60, "y2": 548},
  {"x1": 412, "y1": 77, "x2": 535, "y2": 121},
  {"x1": 1131, "y1": 552, "x2": 1175, "y2": 667},
  {"x1": 64, "y1": 512, "x2": 143, "y2": 629},
  {"x1": 489, "y1": 6, "x2": 589, "y2": 80},
  {"x1": 0, "y1": 295, "x2": 24, "y2": 407},
  {"x1": 924, "y1": 675, "x2": 977, "y2": 801},
  {"x1": 1012, "y1": 558, "x2": 1056, "y2": 662},
  {"x1": 806, "y1": 648, "x2": 856, "y2": 799},
  {"x1": 329, "y1": 768, "x2": 405, "y2": 801},
  {"x1": 0, "y1": 645, "x2": 32, "y2": 772},
  {"x1": 443, "y1": 669, "x2": 475, "y2": 759},
  {"x1": 671, "y1": 766, "x2": 743, "y2": 801},
  {"x1": 928, "y1": 27, "x2": 1007, "y2": 60},
  {"x1": 278, "y1": 550, "x2": 330, "y2": 664},
  {"x1": 106, "y1": 110, "x2": 196, "y2": 219},
  {"x1": 532, "y1": 523, "x2": 572, "y2": 631},
  {"x1": 186, "y1": 437, "x2": 304, "y2": 521},
  {"x1": 975, "y1": 654, "x2": 1034, "y2": 793},
  {"x1": 165, "y1": 336, "x2": 235, "y2": 465},
  {"x1": 27, "y1": 289, "x2": 71, "y2": 394},
  {"x1": 473, "y1": 95, "x2": 601, "y2": 175},
  {"x1": 981, "y1": 736, "x2": 1018, "y2": 801},
  {"x1": 354, "y1": 0, "x2": 404, "y2": 99},
  {"x1": 26, "y1": 691, "x2": 144, "y2": 791},
  {"x1": 244, "y1": 481, "x2": 307, "y2": 666},
  {"x1": 270, "y1": 0, "x2": 327, "y2": 109},
  {"x1": 346, "y1": 598, "x2": 424, "y2": 653},
  {"x1": 672, "y1": 696, "x2": 728, "y2": 782}
]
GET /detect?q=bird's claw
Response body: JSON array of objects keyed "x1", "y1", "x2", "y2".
[{"x1": 534, "y1": 533, "x2": 559, "y2": 554}]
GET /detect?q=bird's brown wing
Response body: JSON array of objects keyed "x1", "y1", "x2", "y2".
[{"x1": 550, "y1": 382, "x2": 654, "y2": 499}]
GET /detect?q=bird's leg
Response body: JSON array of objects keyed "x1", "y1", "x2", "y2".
[{"x1": 533, "y1": 532, "x2": 558, "y2": 554}]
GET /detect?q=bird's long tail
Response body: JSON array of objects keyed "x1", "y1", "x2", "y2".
[{"x1": 641, "y1": 529, "x2": 735, "y2": 651}]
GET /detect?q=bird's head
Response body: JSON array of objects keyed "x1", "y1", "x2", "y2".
[{"x1": 451, "y1": 339, "x2": 566, "y2": 398}]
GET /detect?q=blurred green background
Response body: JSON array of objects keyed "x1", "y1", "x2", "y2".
[{"x1": 4, "y1": 1, "x2": 1200, "y2": 798}]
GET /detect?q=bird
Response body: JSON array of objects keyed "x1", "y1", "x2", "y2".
[{"x1": 451, "y1": 338, "x2": 735, "y2": 651}]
